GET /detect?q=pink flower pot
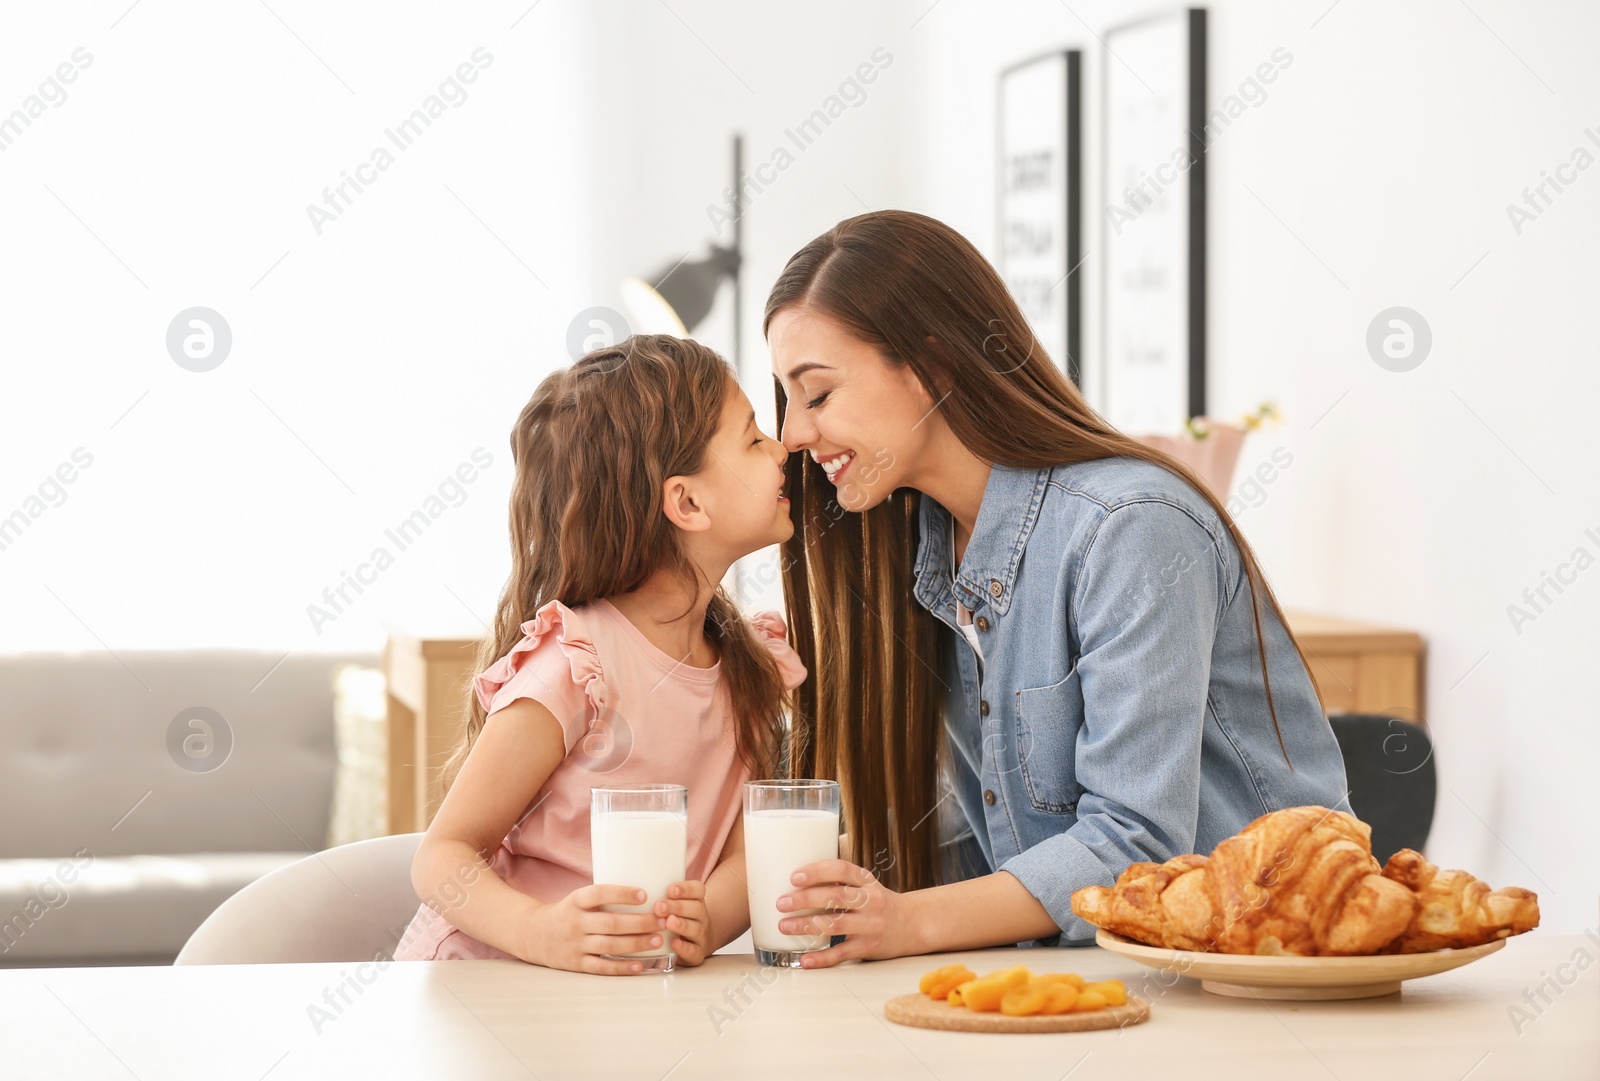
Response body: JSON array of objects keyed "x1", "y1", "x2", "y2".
[{"x1": 1134, "y1": 422, "x2": 1247, "y2": 502}]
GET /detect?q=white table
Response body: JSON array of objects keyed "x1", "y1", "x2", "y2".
[{"x1": 3, "y1": 937, "x2": 1594, "y2": 1079}]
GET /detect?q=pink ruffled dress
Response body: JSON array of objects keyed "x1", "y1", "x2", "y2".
[{"x1": 393, "y1": 597, "x2": 806, "y2": 962}]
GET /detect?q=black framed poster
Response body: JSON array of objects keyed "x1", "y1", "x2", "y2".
[
  {"x1": 1102, "y1": 7, "x2": 1207, "y2": 433},
  {"x1": 997, "y1": 50, "x2": 1083, "y2": 386}
]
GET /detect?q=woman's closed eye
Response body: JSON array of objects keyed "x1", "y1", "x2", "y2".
[{"x1": 805, "y1": 389, "x2": 832, "y2": 409}]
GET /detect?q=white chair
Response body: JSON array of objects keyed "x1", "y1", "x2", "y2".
[
  {"x1": 175, "y1": 833, "x2": 423, "y2": 965},
  {"x1": 714, "y1": 930, "x2": 753, "y2": 955}
]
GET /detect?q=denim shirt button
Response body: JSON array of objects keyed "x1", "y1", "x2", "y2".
[
  {"x1": 979, "y1": 699, "x2": 990, "y2": 717},
  {"x1": 983, "y1": 789, "x2": 996, "y2": 806},
  {"x1": 975, "y1": 616, "x2": 989, "y2": 632},
  {"x1": 988, "y1": 579, "x2": 1004, "y2": 598}
]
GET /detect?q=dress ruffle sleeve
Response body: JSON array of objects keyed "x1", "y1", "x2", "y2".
[
  {"x1": 748, "y1": 610, "x2": 808, "y2": 691},
  {"x1": 472, "y1": 599, "x2": 608, "y2": 756}
]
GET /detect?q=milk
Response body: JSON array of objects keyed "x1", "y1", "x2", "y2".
[
  {"x1": 744, "y1": 808, "x2": 840, "y2": 952},
  {"x1": 590, "y1": 810, "x2": 687, "y2": 958}
]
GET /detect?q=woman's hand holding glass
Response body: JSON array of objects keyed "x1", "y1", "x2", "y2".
[{"x1": 773, "y1": 859, "x2": 921, "y2": 968}]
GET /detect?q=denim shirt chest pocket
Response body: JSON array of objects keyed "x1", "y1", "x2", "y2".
[{"x1": 1012, "y1": 663, "x2": 1085, "y2": 815}]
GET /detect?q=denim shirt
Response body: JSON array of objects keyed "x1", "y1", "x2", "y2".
[{"x1": 913, "y1": 458, "x2": 1349, "y2": 946}]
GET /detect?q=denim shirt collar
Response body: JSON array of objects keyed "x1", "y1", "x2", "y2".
[{"x1": 912, "y1": 465, "x2": 1052, "y2": 618}]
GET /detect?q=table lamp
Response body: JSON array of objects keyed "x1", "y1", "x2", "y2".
[{"x1": 621, "y1": 135, "x2": 745, "y2": 366}]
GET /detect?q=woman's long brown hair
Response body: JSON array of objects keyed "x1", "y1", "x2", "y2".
[
  {"x1": 765, "y1": 210, "x2": 1325, "y2": 894},
  {"x1": 437, "y1": 335, "x2": 788, "y2": 802}
]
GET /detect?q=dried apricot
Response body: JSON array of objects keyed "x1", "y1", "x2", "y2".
[
  {"x1": 925, "y1": 966, "x2": 976, "y2": 1001},
  {"x1": 960, "y1": 976, "x2": 1012, "y2": 1012},
  {"x1": 1039, "y1": 983, "x2": 1080, "y2": 1014},
  {"x1": 1001, "y1": 985, "x2": 1048, "y2": 1016},
  {"x1": 979, "y1": 965, "x2": 1032, "y2": 991},
  {"x1": 1083, "y1": 979, "x2": 1126, "y2": 1006},
  {"x1": 919, "y1": 964, "x2": 964, "y2": 995},
  {"x1": 1073, "y1": 989, "x2": 1109, "y2": 1012},
  {"x1": 915, "y1": 965, "x2": 1124, "y2": 1017}
]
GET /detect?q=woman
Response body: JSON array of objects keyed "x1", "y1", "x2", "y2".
[{"x1": 766, "y1": 210, "x2": 1347, "y2": 966}]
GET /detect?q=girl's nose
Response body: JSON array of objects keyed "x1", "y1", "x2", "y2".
[{"x1": 767, "y1": 434, "x2": 789, "y2": 468}]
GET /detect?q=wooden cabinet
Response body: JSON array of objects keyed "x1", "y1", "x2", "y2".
[
  {"x1": 1284, "y1": 610, "x2": 1426, "y2": 720},
  {"x1": 381, "y1": 613, "x2": 1426, "y2": 833},
  {"x1": 383, "y1": 632, "x2": 481, "y2": 834}
]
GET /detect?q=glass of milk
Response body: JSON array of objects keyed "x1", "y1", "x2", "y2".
[
  {"x1": 743, "y1": 779, "x2": 841, "y2": 968},
  {"x1": 590, "y1": 783, "x2": 688, "y2": 973}
]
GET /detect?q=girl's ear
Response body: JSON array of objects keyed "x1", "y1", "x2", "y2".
[{"x1": 661, "y1": 475, "x2": 711, "y2": 533}]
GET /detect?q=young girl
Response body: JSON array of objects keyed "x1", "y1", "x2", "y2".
[{"x1": 394, "y1": 334, "x2": 805, "y2": 973}]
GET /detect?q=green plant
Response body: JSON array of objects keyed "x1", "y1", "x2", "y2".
[{"x1": 1184, "y1": 401, "x2": 1281, "y2": 440}]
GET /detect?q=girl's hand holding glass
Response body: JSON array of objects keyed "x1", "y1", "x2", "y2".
[
  {"x1": 524, "y1": 884, "x2": 668, "y2": 975},
  {"x1": 654, "y1": 879, "x2": 713, "y2": 966}
]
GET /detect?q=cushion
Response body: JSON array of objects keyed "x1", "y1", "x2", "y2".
[{"x1": 0, "y1": 852, "x2": 305, "y2": 964}]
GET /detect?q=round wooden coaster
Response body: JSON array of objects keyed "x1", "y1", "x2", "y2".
[{"x1": 883, "y1": 992, "x2": 1150, "y2": 1033}]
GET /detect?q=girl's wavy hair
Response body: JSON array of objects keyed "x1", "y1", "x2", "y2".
[
  {"x1": 437, "y1": 334, "x2": 788, "y2": 800},
  {"x1": 765, "y1": 210, "x2": 1326, "y2": 893}
]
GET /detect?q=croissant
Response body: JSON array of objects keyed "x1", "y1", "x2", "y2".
[
  {"x1": 1071, "y1": 806, "x2": 1540, "y2": 956},
  {"x1": 1067, "y1": 853, "x2": 1220, "y2": 952},
  {"x1": 1378, "y1": 848, "x2": 1540, "y2": 952}
]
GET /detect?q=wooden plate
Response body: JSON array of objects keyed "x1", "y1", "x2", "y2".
[
  {"x1": 884, "y1": 992, "x2": 1150, "y2": 1033},
  {"x1": 1095, "y1": 929, "x2": 1508, "y2": 1000}
]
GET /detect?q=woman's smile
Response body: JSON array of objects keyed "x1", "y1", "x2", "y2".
[{"x1": 811, "y1": 448, "x2": 856, "y2": 484}]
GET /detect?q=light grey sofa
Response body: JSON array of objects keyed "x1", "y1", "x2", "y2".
[{"x1": 0, "y1": 650, "x2": 375, "y2": 966}]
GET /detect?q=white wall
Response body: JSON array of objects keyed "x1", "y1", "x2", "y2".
[
  {"x1": 898, "y1": 0, "x2": 1600, "y2": 935},
  {"x1": 1, "y1": 2, "x2": 624, "y2": 650},
  {"x1": 576, "y1": 0, "x2": 1600, "y2": 934},
  {"x1": 592, "y1": 1, "x2": 921, "y2": 614},
  {"x1": 4, "y1": 1, "x2": 1594, "y2": 933}
]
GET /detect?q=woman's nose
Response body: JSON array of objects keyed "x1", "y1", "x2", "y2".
[{"x1": 780, "y1": 397, "x2": 812, "y2": 453}]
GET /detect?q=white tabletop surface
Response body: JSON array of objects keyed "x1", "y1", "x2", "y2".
[{"x1": 2, "y1": 936, "x2": 1595, "y2": 1080}]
